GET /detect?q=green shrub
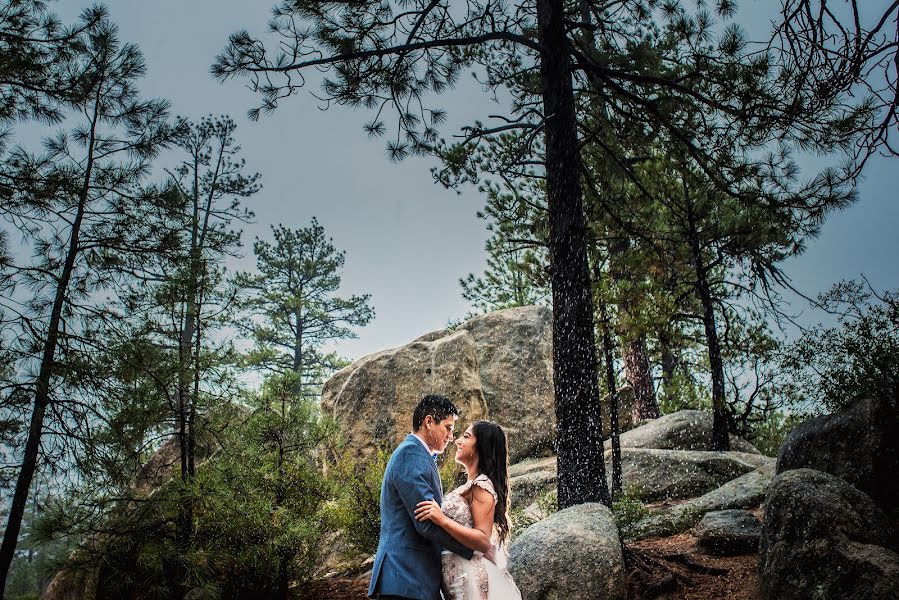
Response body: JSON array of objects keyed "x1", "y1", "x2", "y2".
[
  {"x1": 329, "y1": 447, "x2": 390, "y2": 556},
  {"x1": 612, "y1": 487, "x2": 650, "y2": 533}
]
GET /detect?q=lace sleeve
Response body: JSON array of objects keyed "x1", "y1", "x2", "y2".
[{"x1": 470, "y1": 474, "x2": 498, "y2": 506}]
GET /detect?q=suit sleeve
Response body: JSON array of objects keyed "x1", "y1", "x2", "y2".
[{"x1": 391, "y1": 448, "x2": 475, "y2": 559}]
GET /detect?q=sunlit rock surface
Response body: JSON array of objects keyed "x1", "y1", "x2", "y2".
[
  {"x1": 321, "y1": 306, "x2": 556, "y2": 462},
  {"x1": 694, "y1": 509, "x2": 762, "y2": 555},
  {"x1": 759, "y1": 468, "x2": 899, "y2": 600},
  {"x1": 604, "y1": 409, "x2": 760, "y2": 454},
  {"x1": 625, "y1": 463, "x2": 775, "y2": 541},
  {"x1": 777, "y1": 396, "x2": 899, "y2": 516},
  {"x1": 320, "y1": 328, "x2": 488, "y2": 461},
  {"x1": 509, "y1": 503, "x2": 626, "y2": 600}
]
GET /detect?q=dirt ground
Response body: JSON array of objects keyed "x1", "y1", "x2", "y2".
[
  {"x1": 626, "y1": 533, "x2": 762, "y2": 600},
  {"x1": 297, "y1": 532, "x2": 763, "y2": 600}
]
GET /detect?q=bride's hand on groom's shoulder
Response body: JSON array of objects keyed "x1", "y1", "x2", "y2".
[{"x1": 414, "y1": 499, "x2": 446, "y2": 525}]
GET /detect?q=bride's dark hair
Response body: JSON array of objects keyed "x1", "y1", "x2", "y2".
[{"x1": 472, "y1": 420, "x2": 511, "y2": 543}]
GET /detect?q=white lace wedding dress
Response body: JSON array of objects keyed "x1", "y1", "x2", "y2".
[{"x1": 440, "y1": 474, "x2": 522, "y2": 600}]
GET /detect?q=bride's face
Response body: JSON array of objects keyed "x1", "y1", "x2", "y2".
[{"x1": 454, "y1": 425, "x2": 478, "y2": 466}]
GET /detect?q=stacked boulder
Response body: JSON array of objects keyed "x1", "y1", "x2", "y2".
[{"x1": 759, "y1": 397, "x2": 899, "y2": 600}]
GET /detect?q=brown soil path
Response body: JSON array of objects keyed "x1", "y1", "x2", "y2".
[{"x1": 301, "y1": 533, "x2": 763, "y2": 600}]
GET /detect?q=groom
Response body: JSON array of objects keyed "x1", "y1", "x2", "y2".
[{"x1": 368, "y1": 394, "x2": 474, "y2": 600}]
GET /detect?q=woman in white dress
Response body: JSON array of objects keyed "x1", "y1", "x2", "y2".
[{"x1": 414, "y1": 421, "x2": 522, "y2": 600}]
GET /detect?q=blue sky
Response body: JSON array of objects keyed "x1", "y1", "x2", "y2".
[{"x1": 32, "y1": 0, "x2": 898, "y2": 359}]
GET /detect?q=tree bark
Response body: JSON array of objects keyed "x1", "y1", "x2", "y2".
[
  {"x1": 685, "y1": 193, "x2": 729, "y2": 451},
  {"x1": 623, "y1": 336, "x2": 660, "y2": 421},
  {"x1": 658, "y1": 330, "x2": 680, "y2": 391},
  {"x1": 600, "y1": 302, "x2": 623, "y2": 498},
  {"x1": 538, "y1": 0, "x2": 610, "y2": 509}
]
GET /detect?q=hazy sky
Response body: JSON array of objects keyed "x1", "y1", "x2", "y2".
[{"x1": 35, "y1": 0, "x2": 898, "y2": 360}]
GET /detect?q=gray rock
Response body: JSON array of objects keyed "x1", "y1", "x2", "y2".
[
  {"x1": 694, "y1": 509, "x2": 761, "y2": 555},
  {"x1": 626, "y1": 463, "x2": 774, "y2": 541},
  {"x1": 777, "y1": 396, "x2": 899, "y2": 516},
  {"x1": 604, "y1": 410, "x2": 761, "y2": 454},
  {"x1": 320, "y1": 329, "x2": 489, "y2": 462},
  {"x1": 509, "y1": 503, "x2": 626, "y2": 600},
  {"x1": 604, "y1": 448, "x2": 772, "y2": 502},
  {"x1": 509, "y1": 457, "x2": 556, "y2": 510},
  {"x1": 457, "y1": 306, "x2": 556, "y2": 462},
  {"x1": 321, "y1": 306, "x2": 554, "y2": 463},
  {"x1": 759, "y1": 468, "x2": 899, "y2": 600}
]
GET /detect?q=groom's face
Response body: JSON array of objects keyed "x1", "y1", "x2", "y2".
[{"x1": 424, "y1": 414, "x2": 457, "y2": 454}]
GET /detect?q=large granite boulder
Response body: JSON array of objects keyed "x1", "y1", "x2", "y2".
[
  {"x1": 759, "y1": 468, "x2": 899, "y2": 600},
  {"x1": 455, "y1": 306, "x2": 555, "y2": 462},
  {"x1": 509, "y1": 503, "x2": 626, "y2": 600},
  {"x1": 320, "y1": 329, "x2": 488, "y2": 461},
  {"x1": 694, "y1": 509, "x2": 761, "y2": 555},
  {"x1": 605, "y1": 410, "x2": 760, "y2": 454},
  {"x1": 626, "y1": 463, "x2": 774, "y2": 541},
  {"x1": 321, "y1": 306, "x2": 555, "y2": 462},
  {"x1": 508, "y1": 449, "x2": 771, "y2": 517},
  {"x1": 604, "y1": 448, "x2": 772, "y2": 502},
  {"x1": 777, "y1": 396, "x2": 899, "y2": 515}
]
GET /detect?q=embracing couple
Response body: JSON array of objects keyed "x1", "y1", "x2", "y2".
[{"x1": 367, "y1": 395, "x2": 522, "y2": 600}]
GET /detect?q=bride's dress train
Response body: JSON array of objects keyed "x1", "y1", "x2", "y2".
[{"x1": 440, "y1": 475, "x2": 522, "y2": 600}]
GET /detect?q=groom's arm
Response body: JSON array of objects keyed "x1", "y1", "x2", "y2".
[{"x1": 392, "y1": 448, "x2": 474, "y2": 559}]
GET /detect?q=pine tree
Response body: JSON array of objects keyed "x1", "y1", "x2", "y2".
[
  {"x1": 214, "y1": 0, "x2": 871, "y2": 508},
  {"x1": 0, "y1": 18, "x2": 174, "y2": 589},
  {"x1": 237, "y1": 219, "x2": 373, "y2": 398},
  {"x1": 0, "y1": 1, "x2": 103, "y2": 126}
]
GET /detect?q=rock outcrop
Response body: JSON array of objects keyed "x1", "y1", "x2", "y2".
[
  {"x1": 776, "y1": 396, "x2": 899, "y2": 516},
  {"x1": 605, "y1": 448, "x2": 772, "y2": 502},
  {"x1": 759, "y1": 468, "x2": 899, "y2": 600},
  {"x1": 605, "y1": 409, "x2": 760, "y2": 454},
  {"x1": 509, "y1": 503, "x2": 626, "y2": 600},
  {"x1": 626, "y1": 463, "x2": 774, "y2": 541},
  {"x1": 320, "y1": 328, "x2": 489, "y2": 461},
  {"x1": 321, "y1": 306, "x2": 559, "y2": 463}
]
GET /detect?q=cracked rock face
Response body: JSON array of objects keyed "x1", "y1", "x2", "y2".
[{"x1": 320, "y1": 306, "x2": 556, "y2": 462}]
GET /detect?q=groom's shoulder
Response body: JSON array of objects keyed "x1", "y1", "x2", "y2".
[{"x1": 389, "y1": 436, "x2": 427, "y2": 468}]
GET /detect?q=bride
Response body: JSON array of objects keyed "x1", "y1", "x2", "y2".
[{"x1": 414, "y1": 421, "x2": 522, "y2": 600}]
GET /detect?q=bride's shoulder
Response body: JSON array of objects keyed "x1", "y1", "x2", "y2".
[{"x1": 469, "y1": 474, "x2": 498, "y2": 503}]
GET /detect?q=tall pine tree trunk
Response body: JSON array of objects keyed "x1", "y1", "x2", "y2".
[
  {"x1": 685, "y1": 194, "x2": 729, "y2": 451},
  {"x1": 658, "y1": 330, "x2": 680, "y2": 392},
  {"x1": 538, "y1": 0, "x2": 610, "y2": 509},
  {"x1": 0, "y1": 93, "x2": 99, "y2": 589},
  {"x1": 623, "y1": 336, "x2": 660, "y2": 421}
]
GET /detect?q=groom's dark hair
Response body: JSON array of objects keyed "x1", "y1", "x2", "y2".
[{"x1": 412, "y1": 395, "x2": 459, "y2": 430}]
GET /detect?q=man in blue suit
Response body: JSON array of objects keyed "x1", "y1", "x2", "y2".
[{"x1": 368, "y1": 395, "x2": 474, "y2": 600}]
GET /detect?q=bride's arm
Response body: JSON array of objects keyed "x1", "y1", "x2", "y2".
[{"x1": 414, "y1": 486, "x2": 495, "y2": 554}]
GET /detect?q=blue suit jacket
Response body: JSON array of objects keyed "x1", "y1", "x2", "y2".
[{"x1": 368, "y1": 435, "x2": 474, "y2": 600}]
